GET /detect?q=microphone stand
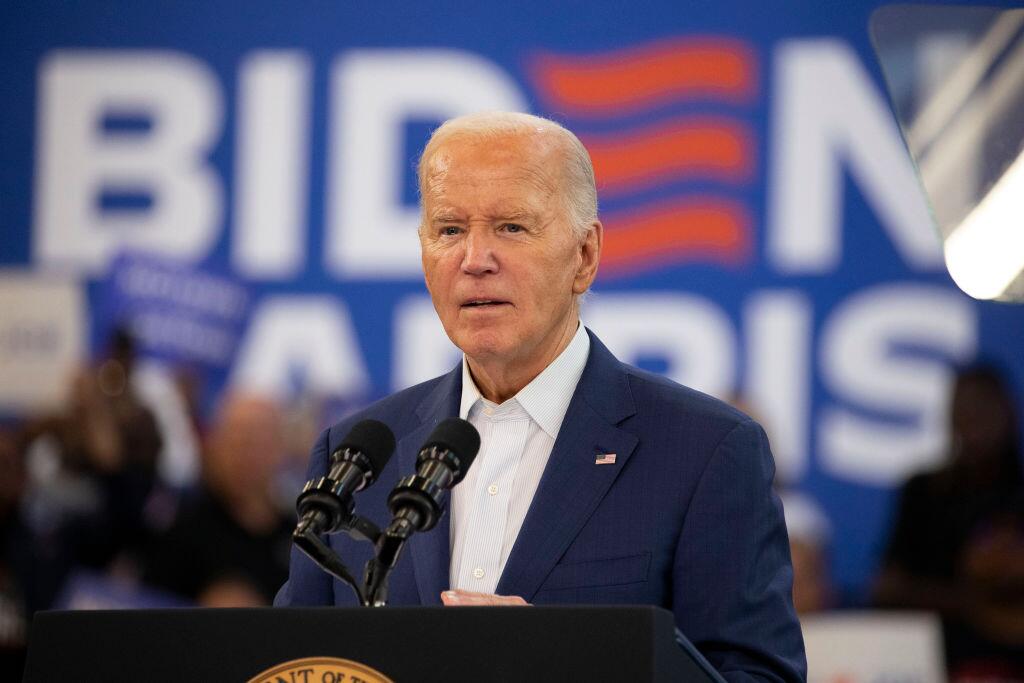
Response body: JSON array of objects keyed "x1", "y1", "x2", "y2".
[
  {"x1": 294, "y1": 513, "x2": 413, "y2": 608},
  {"x1": 292, "y1": 525, "x2": 367, "y2": 605},
  {"x1": 292, "y1": 470, "x2": 383, "y2": 607},
  {"x1": 363, "y1": 511, "x2": 421, "y2": 607},
  {"x1": 292, "y1": 483, "x2": 424, "y2": 608}
]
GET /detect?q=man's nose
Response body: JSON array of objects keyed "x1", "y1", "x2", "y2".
[{"x1": 461, "y1": 230, "x2": 498, "y2": 275}]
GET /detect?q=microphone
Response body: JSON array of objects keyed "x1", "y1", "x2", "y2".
[
  {"x1": 365, "y1": 418, "x2": 480, "y2": 605},
  {"x1": 294, "y1": 419, "x2": 396, "y2": 537},
  {"x1": 386, "y1": 417, "x2": 481, "y2": 532}
]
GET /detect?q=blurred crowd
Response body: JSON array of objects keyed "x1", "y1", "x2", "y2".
[
  {"x1": 2, "y1": 331, "x2": 1023, "y2": 680},
  {"x1": 0, "y1": 330, "x2": 323, "y2": 678},
  {"x1": 768, "y1": 364, "x2": 1024, "y2": 681}
]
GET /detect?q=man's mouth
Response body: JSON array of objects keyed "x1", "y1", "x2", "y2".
[{"x1": 462, "y1": 299, "x2": 509, "y2": 308}]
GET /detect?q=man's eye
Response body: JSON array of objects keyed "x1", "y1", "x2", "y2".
[
  {"x1": 441, "y1": 226, "x2": 460, "y2": 236},
  {"x1": 502, "y1": 223, "x2": 524, "y2": 233}
]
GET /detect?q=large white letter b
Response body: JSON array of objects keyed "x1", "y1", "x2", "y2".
[{"x1": 35, "y1": 51, "x2": 223, "y2": 275}]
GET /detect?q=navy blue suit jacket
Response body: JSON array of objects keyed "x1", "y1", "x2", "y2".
[{"x1": 276, "y1": 330, "x2": 806, "y2": 682}]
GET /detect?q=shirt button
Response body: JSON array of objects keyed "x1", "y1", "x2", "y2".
[
  {"x1": 472, "y1": 567, "x2": 485, "y2": 579},
  {"x1": 487, "y1": 483, "x2": 498, "y2": 495},
  {"x1": 484, "y1": 407, "x2": 494, "y2": 416}
]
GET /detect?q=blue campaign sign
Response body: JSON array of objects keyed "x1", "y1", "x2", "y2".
[
  {"x1": 94, "y1": 252, "x2": 250, "y2": 370},
  {"x1": 1, "y1": 0, "x2": 1022, "y2": 601}
]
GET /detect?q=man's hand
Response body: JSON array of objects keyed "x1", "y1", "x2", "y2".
[{"x1": 441, "y1": 589, "x2": 529, "y2": 606}]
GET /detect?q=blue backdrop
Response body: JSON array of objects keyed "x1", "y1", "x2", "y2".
[{"x1": 2, "y1": 0, "x2": 1022, "y2": 602}]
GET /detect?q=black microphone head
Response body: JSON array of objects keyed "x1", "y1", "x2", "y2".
[
  {"x1": 419, "y1": 417, "x2": 480, "y2": 484},
  {"x1": 334, "y1": 419, "x2": 396, "y2": 483}
]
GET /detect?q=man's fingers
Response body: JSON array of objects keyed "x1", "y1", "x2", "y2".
[{"x1": 441, "y1": 590, "x2": 529, "y2": 606}]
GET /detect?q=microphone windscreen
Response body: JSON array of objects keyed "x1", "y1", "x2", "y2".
[
  {"x1": 421, "y1": 417, "x2": 481, "y2": 483},
  {"x1": 335, "y1": 419, "x2": 396, "y2": 479}
]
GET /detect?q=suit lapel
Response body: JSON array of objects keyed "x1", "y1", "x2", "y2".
[
  {"x1": 401, "y1": 366, "x2": 461, "y2": 605},
  {"x1": 495, "y1": 331, "x2": 638, "y2": 601}
]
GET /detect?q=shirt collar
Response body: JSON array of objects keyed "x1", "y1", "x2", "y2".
[{"x1": 459, "y1": 323, "x2": 590, "y2": 439}]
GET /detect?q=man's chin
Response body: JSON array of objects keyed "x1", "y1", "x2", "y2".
[{"x1": 454, "y1": 332, "x2": 513, "y2": 363}]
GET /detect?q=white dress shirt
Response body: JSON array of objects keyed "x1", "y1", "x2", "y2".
[{"x1": 449, "y1": 323, "x2": 591, "y2": 593}]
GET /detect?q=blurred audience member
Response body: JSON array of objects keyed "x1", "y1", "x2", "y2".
[
  {"x1": 781, "y1": 491, "x2": 835, "y2": 614},
  {"x1": 142, "y1": 393, "x2": 292, "y2": 606},
  {"x1": 17, "y1": 328, "x2": 162, "y2": 607},
  {"x1": 874, "y1": 364, "x2": 1024, "y2": 679},
  {"x1": 0, "y1": 430, "x2": 29, "y2": 680}
]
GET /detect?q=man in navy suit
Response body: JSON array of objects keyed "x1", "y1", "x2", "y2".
[{"x1": 276, "y1": 112, "x2": 806, "y2": 682}]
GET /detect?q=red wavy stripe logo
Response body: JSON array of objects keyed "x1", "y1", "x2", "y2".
[
  {"x1": 599, "y1": 200, "x2": 751, "y2": 277},
  {"x1": 582, "y1": 118, "x2": 753, "y2": 195},
  {"x1": 530, "y1": 38, "x2": 756, "y2": 115}
]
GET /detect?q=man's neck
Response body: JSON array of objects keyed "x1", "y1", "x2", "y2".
[{"x1": 466, "y1": 318, "x2": 580, "y2": 403}]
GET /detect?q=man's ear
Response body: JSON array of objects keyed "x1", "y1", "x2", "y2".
[{"x1": 572, "y1": 220, "x2": 603, "y2": 295}]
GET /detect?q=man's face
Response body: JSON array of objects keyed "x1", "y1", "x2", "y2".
[{"x1": 419, "y1": 133, "x2": 598, "y2": 369}]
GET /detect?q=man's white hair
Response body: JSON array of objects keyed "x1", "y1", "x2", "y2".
[{"x1": 417, "y1": 111, "x2": 598, "y2": 241}]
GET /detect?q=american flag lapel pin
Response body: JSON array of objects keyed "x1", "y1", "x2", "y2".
[{"x1": 595, "y1": 452, "x2": 617, "y2": 465}]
